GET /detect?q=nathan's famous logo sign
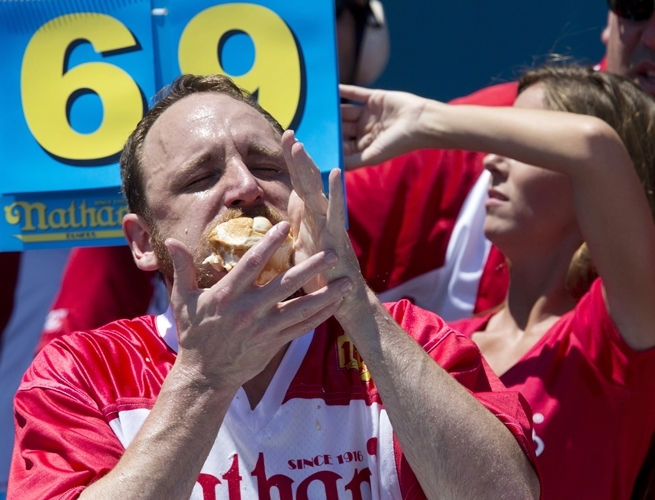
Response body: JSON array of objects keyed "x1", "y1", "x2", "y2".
[
  {"x1": 0, "y1": 0, "x2": 340, "y2": 251},
  {"x1": 3, "y1": 195, "x2": 126, "y2": 245}
]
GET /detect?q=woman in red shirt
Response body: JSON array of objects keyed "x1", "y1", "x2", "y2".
[{"x1": 340, "y1": 65, "x2": 655, "y2": 499}]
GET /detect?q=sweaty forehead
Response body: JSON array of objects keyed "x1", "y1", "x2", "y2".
[{"x1": 142, "y1": 92, "x2": 281, "y2": 163}]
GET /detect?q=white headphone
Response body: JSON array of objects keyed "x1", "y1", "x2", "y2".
[{"x1": 354, "y1": 0, "x2": 390, "y2": 85}]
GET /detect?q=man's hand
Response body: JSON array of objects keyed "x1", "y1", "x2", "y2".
[
  {"x1": 281, "y1": 130, "x2": 363, "y2": 297},
  {"x1": 164, "y1": 222, "x2": 350, "y2": 391},
  {"x1": 340, "y1": 84, "x2": 433, "y2": 169}
]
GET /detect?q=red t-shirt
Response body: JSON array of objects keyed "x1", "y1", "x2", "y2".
[
  {"x1": 450, "y1": 279, "x2": 655, "y2": 500},
  {"x1": 10, "y1": 301, "x2": 535, "y2": 499}
]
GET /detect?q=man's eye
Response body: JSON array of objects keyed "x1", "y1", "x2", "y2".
[
  {"x1": 251, "y1": 166, "x2": 282, "y2": 176},
  {"x1": 185, "y1": 174, "x2": 215, "y2": 189}
]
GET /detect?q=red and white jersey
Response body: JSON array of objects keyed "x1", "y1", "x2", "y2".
[
  {"x1": 345, "y1": 82, "x2": 518, "y2": 321},
  {"x1": 450, "y1": 279, "x2": 655, "y2": 500},
  {"x1": 10, "y1": 300, "x2": 535, "y2": 500}
]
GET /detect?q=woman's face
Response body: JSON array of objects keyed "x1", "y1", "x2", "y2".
[{"x1": 482, "y1": 84, "x2": 580, "y2": 254}]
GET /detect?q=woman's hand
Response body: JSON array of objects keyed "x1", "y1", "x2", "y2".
[{"x1": 340, "y1": 84, "x2": 433, "y2": 168}]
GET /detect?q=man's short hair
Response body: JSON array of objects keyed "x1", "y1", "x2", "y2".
[{"x1": 120, "y1": 74, "x2": 284, "y2": 222}]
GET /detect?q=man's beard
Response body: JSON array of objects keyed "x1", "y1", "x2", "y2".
[{"x1": 149, "y1": 205, "x2": 289, "y2": 289}]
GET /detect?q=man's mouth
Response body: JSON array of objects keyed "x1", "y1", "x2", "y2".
[{"x1": 212, "y1": 205, "x2": 288, "y2": 227}]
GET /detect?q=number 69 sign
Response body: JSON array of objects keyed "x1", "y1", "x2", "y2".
[{"x1": 0, "y1": 0, "x2": 340, "y2": 250}]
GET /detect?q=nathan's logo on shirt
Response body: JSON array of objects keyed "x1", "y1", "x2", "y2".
[
  {"x1": 337, "y1": 333, "x2": 370, "y2": 382},
  {"x1": 196, "y1": 452, "x2": 373, "y2": 500}
]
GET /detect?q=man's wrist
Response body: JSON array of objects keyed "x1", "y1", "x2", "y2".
[
  {"x1": 169, "y1": 353, "x2": 242, "y2": 400},
  {"x1": 334, "y1": 280, "x2": 378, "y2": 329}
]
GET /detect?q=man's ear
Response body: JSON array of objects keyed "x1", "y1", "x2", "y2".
[
  {"x1": 123, "y1": 213, "x2": 159, "y2": 271},
  {"x1": 602, "y1": 11, "x2": 612, "y2": 46}
]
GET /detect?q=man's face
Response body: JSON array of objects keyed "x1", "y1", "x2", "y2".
[
  {"x1": 140, "y1": 93, "x2": 293, "y2": 287},
  {"x1": 604, "y1": 10, "x2": 655, "y2": 96}
]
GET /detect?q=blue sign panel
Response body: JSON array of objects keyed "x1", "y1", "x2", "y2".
[{"x1": 0, "y1": 0, "x2": 340, "y2": 250}]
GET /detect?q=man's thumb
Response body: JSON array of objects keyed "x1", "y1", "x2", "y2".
[{"x1": 165, "y1": 238, "x2": 197, "y2": 293}]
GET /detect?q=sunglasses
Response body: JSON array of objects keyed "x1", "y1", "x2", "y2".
[{"x1": 607, "y1": 0, "x2": 653, "y2": 21}]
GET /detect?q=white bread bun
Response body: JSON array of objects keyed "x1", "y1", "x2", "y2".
[{"x1": 204, "y1": 216, "x2": 293, "y2": 285}]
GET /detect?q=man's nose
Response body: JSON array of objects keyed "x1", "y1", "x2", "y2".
[{"x1": 222, "y1": 160, "x2": 264, "y2": 208}]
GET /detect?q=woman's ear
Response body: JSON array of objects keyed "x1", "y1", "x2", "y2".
[{"x1": 123, "y1": 213, "x2": 159, "y2": 271}]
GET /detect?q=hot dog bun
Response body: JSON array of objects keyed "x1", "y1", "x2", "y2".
[{"x1": 204, "y1": 216, "x2": 293, "y2": 285}]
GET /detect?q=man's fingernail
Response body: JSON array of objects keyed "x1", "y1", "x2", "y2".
[
  {"x1": 325, "y1": 252, "x2": 338, "y2": 264},
  {"x1": 340, "y1": 280, "x2": 353, "y2": 293}
]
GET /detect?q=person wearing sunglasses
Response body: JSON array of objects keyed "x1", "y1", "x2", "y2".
[{"x1": 603, "y1": 0, "x2": 655, "y2": 95}]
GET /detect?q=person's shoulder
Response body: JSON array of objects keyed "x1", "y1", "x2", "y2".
[
  {"x1": 449, "y1": 81, "x2": 519, "y2": 107},
  {"x1": 17, "y1": 314, "x2": 172, "y2": 420},
  {"x1": 381, "y1": 301, "x2": 508, "y2": 388},
  {"x1": 23, "y1": 315, "x2": 167, "y2": 391},
  {"x1": 570, "y1": 279, "x2": 655, "y2": 364},
  {"x1": 383, "y1": 299, "x2": 448, "y2": 327},
  {"x1": 382, "y1": 299, "x2": 459, "y2": 349},
  {"x1": 46, "y1": 315, "x2": 161, "y2": 354}
]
